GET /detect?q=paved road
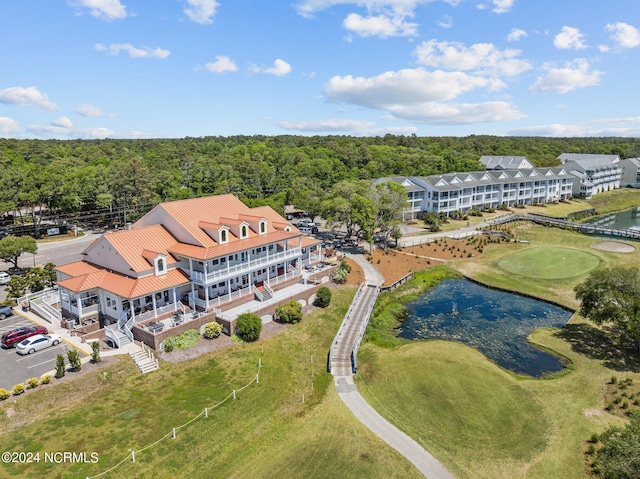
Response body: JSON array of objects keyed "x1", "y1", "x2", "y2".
[
  {"x1": 331, "y1": 253, "x2": 455, "y2": 479},
  {"x1": 0, "y1": 231, "x2": 100, "y2": 303}
]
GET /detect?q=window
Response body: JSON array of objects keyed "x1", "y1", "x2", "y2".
[
  {"x1": 157, "y1": 258, "x2": 164, "y2": 272},
  {"x1": 106, "y1": 296, "x2": 117, "y2": 311},
  {"x1": 260, "y1": 221, "x2": 266, "y2": 234},
  {"x1": 241, "y1": 225, "x2": 247, "y2": 238},
  {"x1": 220, "y1": 230, "x2": 227, "y2": 242}
]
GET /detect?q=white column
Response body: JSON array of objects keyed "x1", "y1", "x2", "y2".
[
  {"x1": 172, "y1": 288, "x2": 177, "y2": 312},
  {"x1": 152, "y1": 294, "x2": 158, "y2": 319},
  {"x1": 227, "y1": 279, "x2": 232, "y2": 302},
  {"x1": 205, "y1": 287, "x2": 209, "y2": 311}
]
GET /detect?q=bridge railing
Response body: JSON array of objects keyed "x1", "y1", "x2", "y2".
[{"x1": 327, "y1": 282, "x2": 365, "y2": 373}]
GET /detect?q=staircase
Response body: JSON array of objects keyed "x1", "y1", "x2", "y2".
[
  {"x1": 262, "y1": 283, "x2": 274, "y2": 301},
  {"x1": 105, "y1": 323, "x2": 132, "y2": 348},
  {"x1": 129, "y1": 343, "x2": 159, "y2": 374}
]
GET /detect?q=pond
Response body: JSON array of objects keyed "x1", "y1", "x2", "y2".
[
  {"x1": 398, "y1": 279, "x2": 573, "y2": 377},
  {"x1": 584, "y1": 206, "x2": 640, "y2": 230}
]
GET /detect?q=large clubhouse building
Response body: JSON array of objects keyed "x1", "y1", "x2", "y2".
[{"x1": 54, "y1": 195, "x2": 322, "y2": 346}]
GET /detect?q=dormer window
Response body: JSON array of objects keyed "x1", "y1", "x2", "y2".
[
  {"x1": 259, "y1": 221, "x2": 266, "y2": 234},
  {"x1": 157, "y1": 258, "x2": 164, "y2": 272},
  {"x1": 220, "y1": 229, "x2": 227, "y2": 243},
  {"x1": 154, "y1": 254, "x2": 167, "y2": 276},
  {"x1": 241, "y1": 225, "x2": 248, "y2": 238}
]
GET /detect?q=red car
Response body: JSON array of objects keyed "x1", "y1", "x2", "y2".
[{"x1": 1, "y1": 326, "x2": 48, "y2": 348}]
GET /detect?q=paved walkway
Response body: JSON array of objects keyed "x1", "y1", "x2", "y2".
[{"x1": 332, "y1": 253, "x2": 455, "y2": 479}]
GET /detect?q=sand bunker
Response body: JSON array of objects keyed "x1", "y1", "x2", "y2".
[{"x1": 591, "y1": 241, "x2": 637, "y2": 253}]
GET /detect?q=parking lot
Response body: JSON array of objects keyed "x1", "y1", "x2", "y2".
[{"x1": 0, "y1": 314, "x2": 81, "y2": 391}]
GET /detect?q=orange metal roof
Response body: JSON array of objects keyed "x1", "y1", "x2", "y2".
[
  {"x1": 100, "y1": 225, "x2": 179, "y2": 273},
  {"x1": 56, "y1": 261, "x2": 101, "y2": 277},
  {"x1": 301, "y1": 237, "x2": 322, "y2": 247},
  {"x1": 168, "y1": 230, "x2": 301, "y2": 260},
  {"x1": 57, "y1": 268, "x2": 189, "y2": 299}
]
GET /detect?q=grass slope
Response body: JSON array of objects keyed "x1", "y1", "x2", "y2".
[{"x1": 0, "y1": 287, "x2": 421, "y2": 479}]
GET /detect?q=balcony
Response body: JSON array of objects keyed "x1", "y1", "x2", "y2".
[{"x1": 191, "y1": 247, "x2": 302, "y2": 284}]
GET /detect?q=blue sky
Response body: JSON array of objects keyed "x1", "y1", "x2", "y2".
[{"x1": 1, "y1": 0, "x2": 640, "y2": 139}]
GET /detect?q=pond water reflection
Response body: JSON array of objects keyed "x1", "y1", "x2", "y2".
[
  {"x1": 399, "y1": 279, "x2": 573, "y2": 377},
  {"x1": 584, "y1": 206, "x2": 640, "y2": 230}
]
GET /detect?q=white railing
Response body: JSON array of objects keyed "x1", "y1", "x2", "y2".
[
  {"x1": 252, "y1": 285, "x2": 263, "y2": 301},
  {"x1": 264, "y1": 283, "x2": 274, "y2": 298},
  {"x1": 118, "y1": 311, "x2": 134, "y2": 344},
  {"x1": 29, "y1": 301, "x2": 54, "y2": 323},
  {"x1": 191, "y1": 248, "x2": 302, "y2": 284},
  {"x1": 328, "y1": 282, "x2": 365, "y2": 373},
  {"x1": 105, "y1": 326, "x2": 120, "y2": 349},
  {"x1": 41, "y1": 301, "x2": 62, "y2": 320}
]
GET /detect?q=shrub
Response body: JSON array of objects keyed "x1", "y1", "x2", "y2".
[
  {"x1": 26, "y1": 377, "x2": 38, "y2": 389},
  {"x1": 164, "y1": 329, "x2": 200, "y2": 351},
  {"x1": 67, "y1": 350, "x2": 81, "y2": 372},
  {"x1": 0, "y1": 389, "x2": 10, "y2": 400},
  {"x1": 276, "y1": 301, "x2": 303, "y2": 324},
  {"x1": 611, "y1": 376, "x2": 618, "y2": 384},
  {"x1": 55, "y1": 353, "x2": 66, "y2": 378},
  {"x1": 331, "y1": 267, "x2": 348, "y2": 284},
  {"x1": 236, "y1": 313, "x2": 262, "y2": 342},
  {"x1": 40, "y1": 374, "x2": 52, "y2": 385},
  {"x1": 12, "y1": 384, "x2": 25, "y2": 396},
  {"x1": 314, "y1": 287, "x2": 332, "y2": 308},
  {"x1": 590, "y1": 433, "x2": 600, "y2": 443},
  {"x1": 91, "y1": 340, "x2": 101, "y2": 363},
  {"x1": 203, "y1": 321, "x2": 223, "y2": 339},
  {"x1": 614, "y1": 396, "x2": 622, "y2": 404}
]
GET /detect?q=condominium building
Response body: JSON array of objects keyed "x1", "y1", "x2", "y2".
[
  {"x1": 377, "y1": 167, "x2": 574, "y2": 217},
  {"x1": 558, "y1": 154, "x2": 622, "y2": 198}
]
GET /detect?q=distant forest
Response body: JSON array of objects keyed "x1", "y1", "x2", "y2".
[{"x1": 1, "y1": 135, "x2": 640, "y2": 224}]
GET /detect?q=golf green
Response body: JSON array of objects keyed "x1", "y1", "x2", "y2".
[{"x1": 496, "y1": 246, "x2": 601, "y2": 279}]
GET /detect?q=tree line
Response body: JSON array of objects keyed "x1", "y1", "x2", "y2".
[{"x1": 2, "y1": 135, "x2": 640, "y2": 235}]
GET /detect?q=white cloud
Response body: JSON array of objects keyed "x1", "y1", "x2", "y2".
[
  {"x1": 256, "y1": 59, "x2": 292, "y2": 76},
  {"x1": 438, "y1": 15, "x2": 453, "y2": 28},
  {"x1": 387, "y1": 101, "x2": 525, "y2": 124},
  {"x1": 414, "y1": 40, "x2": 532, "y2": 77},
  {"x1": 204, "y1": 56, "x2": 238, "y2": 73},
  {"x1": 491, "y1": 0, "x2": 515, "y2": 14},
  {"x1": 95, "y1": 43, "x2": 170, "y2": 59},
  {"x1": 27, "y1": 121, "x2": 151, "y2": 139},
  {"x1": 323, "y1": 67, "x2": 524, "y2": 124},
  {"x1": 529, "y1": 59, "x2": 603, "y2": 94},
  {"x1": 0, "y1": 117, "x2": 20, "y2": 136},
  {"x1": 76, "y1": 104, "x2": 113, "y2": 117},
  {"x1": 0, "y1": 86, "x2": 57, "y2": 110},
  {"x1": 343, "y1": 13, "x2": 418, "y2": 37},
  {"x1": 183, "y1": 0, "x2": 219, "y2": 25},
  {"x1": 554, "y1": 26, "x2": 587, "y2": 50},
  {"x1": 511, "y1": 122, "x2": 640, "y2": 138},
  {"x1": 606, "y1": 22, "x2": 640, "y2": 49},
  {"x1": 325, "y1": 68, "x2": 490, "y2": 106},
  {"x1": 277, "y1": 118, "x2": 417, "y2": 136},
  {"x1": 69, "y1": 0, "x2": 127, "y2": 21},
  {"x1": 52, "y1": 117, "x2": 74, "y2": 128},
  {"x1": 507, "y1": 28, "x2": 526, "y2": 42}
]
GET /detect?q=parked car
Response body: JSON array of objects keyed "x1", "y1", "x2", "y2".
[
  {"x1": 7, "y1": 267, "x2": 26, "y2": 277},
  {"x1": 16, "y1": 333, "x2": 62, "y2": 355},
  {"x1": 0, "y1": 305, "x2": 13, "y2": 320},
  {"x1": 1, "y1": 326, "x2": 48, "y2": 348},
  {"x1": 0, "y1": 272, "x2": 10, "y2": 284}
]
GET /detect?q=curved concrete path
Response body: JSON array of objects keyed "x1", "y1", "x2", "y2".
[{"x1": 333, "y1": 253, "x2": 455, "y2": 479}]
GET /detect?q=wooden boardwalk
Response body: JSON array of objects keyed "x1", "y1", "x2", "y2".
[{"x1": 328, "y1": 282, "x2": 379, "y2": 375}]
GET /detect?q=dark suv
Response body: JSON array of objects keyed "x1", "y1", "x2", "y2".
[
  {"x1": 0, "y1": 305, "x2": 13, "y2": 320},
  {"x1": 1, "y1": 326, "x2": 48, "y2": 348}
]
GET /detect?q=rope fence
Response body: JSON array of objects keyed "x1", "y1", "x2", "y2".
[{"x1": 86, "y1": 359, "x2": 262, "y2": 479}]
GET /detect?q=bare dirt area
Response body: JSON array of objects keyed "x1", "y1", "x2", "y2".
[
  {"x1": 590, "y1": 240, "x2": 637, "y2": 253},
  {"x1": 368, "y1": 238, "x2": 482, "y2": 286}
]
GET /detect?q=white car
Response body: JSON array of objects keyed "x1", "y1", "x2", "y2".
[
  {"x1": 0, "y1": 272, "x2": 10, "y2": 285},
  {"x1": 16, "y1": 334, "x2": 62, "y2": 355}
]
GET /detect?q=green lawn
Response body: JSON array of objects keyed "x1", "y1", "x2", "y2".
[
  {"x1": 0, "y1": 287, "x2": 422, "y2": 479},
  {"x1": 496, "y1": 246, "x2": 602, "y2": 280}
]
